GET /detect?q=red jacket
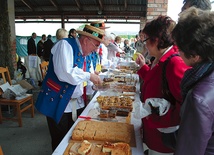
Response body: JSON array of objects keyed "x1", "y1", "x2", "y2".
[{"x1": 137, "y1": 45, "x2": 190, "y2": 153}]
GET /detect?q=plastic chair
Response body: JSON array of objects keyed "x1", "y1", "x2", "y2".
[
  {"x1": 0, "y1": 67, "x2": 34, "y2": 127},
  {"x1": 39, "y1": 61, "x2": 49, "y2": 80}
]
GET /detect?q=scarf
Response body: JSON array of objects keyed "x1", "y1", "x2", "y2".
[{"x1": 181, "y1": 61, "x2": 214, "y2": 100}]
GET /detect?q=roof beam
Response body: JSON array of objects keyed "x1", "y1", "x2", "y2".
[
  {"x1": 15, "y1": 10, "x2": 146, "y2": 17},
  {"x1": 49, "y1": 0, "x2": 62, "y2": 12},
  {"x1": 21, "y1": 0, "x2": 34, "y2": 11},
  {"x1": 124, "y1": 0, "x2": 127, "y2": 11},
  {"x1": 74, "y1": 0, "x2": 82, "y2": 10},
  {"x1": 97, "y1": 0, "x2": 103, "y2": 10},
  {"x1": 15, "y1": 21, "x2": 140, "y2": 24}
]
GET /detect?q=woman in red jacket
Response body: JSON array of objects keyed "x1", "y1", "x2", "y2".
[{"x1": 136, "y1": 16, "x2": 190, "y2": 155}]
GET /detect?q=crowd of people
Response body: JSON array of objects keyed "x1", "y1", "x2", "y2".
[{"x1": 22, "y1": 0, "x2": 214, "y2": 154}]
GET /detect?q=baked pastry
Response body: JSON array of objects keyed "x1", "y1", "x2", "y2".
[
  {"x1": 72, "y1": 130, "x2": 84, "y2": 140},
  {"x1": 99, "y1": 109, "x2": 108, "y2": 118},
  {"x1": 103, "y1": 78, "x2": 114, "y2": 82},
  {"x1": 111, "y1": 143, "x2": 130, "y2": 155},
  {"x1": 77, "y1": 140, "x2": 92, "y2": 155},
  {"x1": 102, "y1": 142, "x2": 115, "y2": 153},
  {"x1": 102, "y1": 142, "x2": 131, "y2": 155},
  {"x1": 72, "y1": 121, "x2": 133, "y2": 144},
  {"x1": 96, "y1": 95, "x2": 133, "y2": 111}
]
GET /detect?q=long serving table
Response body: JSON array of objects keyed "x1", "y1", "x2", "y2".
[{"x1": 52, "y1": 74, "x2": 144, "y2": 155}]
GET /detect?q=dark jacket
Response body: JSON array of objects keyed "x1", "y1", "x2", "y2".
[
  {"x1": 37, "y1": 40, "x2": 45, "y2": 57},
  {"x1": 27, "y1": 37, "x2": 36, "y2": 55},
  {"x1": 43, "y1": 39, "x2": 54, "y2": 61}
]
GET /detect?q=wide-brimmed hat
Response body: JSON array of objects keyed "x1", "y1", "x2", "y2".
[
  {"x1": 77, "y1": 25, "x2": 107, "y2": 45},
  {"x1": 90, "y1": 20, "x2": 110, "y2": 29}
]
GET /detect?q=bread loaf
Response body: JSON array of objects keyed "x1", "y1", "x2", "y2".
[{"x1": 72, "y1": 121, "x2": 133, "y2": 144}]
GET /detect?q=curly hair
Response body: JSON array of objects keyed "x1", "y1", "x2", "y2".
[
  {"x1": 172, "y1": 7, "x2": 214, "y2": 62},
  {"x1": 142, "y1": 15, "x2": 176, "y2": 50},
  {"x1": 182, "y1": 0, "x2": 211, "y2": 11}
]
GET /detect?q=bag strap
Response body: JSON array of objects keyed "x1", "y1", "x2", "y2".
[{"x1": 162, "y1": 53, "x2": 179, "y2": 105}]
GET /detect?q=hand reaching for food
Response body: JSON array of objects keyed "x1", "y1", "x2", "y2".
[{"x1": 90, "y1": 73, "x2": 102, "y2": 85}]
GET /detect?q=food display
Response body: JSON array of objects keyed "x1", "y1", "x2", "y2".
[
  {"x1": 77, "y1": 140, "x2": 92, "y2": 155},
  {"x1": 93, "y1": 83, "x2": 110, "y2": 91},
  {"x1": 114, "y1": 85, "x2": 136, "y2": 92},
  {"x1": 99, "y1": 109, "x2": 109, "y2": 118},
  {"x1": 63, "y1": 140, "x2": 131, "y2": 155},
  {"x1": 103, "y1": 77, "x2": 114, "y2": 82},
  {"x1": 71, "y1": 120, "x2": 134, "y2": 145},
  {"x1": 96, "y1": 95, "x2": 133, "y2": 111},
  {"x1": 102, "y1": 142, "x2": 131, "y2": 155}
]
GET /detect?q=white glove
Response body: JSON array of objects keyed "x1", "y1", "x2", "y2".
[{"x1": 144, "y1": 98, "x2": 170, "y2": 116}]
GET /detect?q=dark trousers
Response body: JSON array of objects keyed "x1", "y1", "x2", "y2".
[{"x1": 46, "y1": 107, "x2": 85, "y2": 151}]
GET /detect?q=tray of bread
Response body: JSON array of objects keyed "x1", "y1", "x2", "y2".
[
  {"x1": 63, "y1": 140, "x2": 131, "y2": 155},
  {"x1": 96, "y1": 95, "x2": 133, "y2": 112},
  {"x1": 71, "y1": 120, "x2": 136, "y2": 147}
]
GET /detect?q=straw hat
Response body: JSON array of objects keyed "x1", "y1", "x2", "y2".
[
  {"x1": 90, "y1": 20, "x2": 110, "y2": 29},
  {"x1": 76, "y1": 25, "x2": 107, "y2": 45}
]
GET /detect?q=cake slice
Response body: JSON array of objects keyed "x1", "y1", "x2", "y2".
[
  {"x1": 102, "y1": 142, "x2": 115, "y2": 153},
  {"x1": 77, "y1": 140, "x2": 92, "y2": 155},
  {"x1": 102, "y1": 142, "x2": 130, "y2": 155}
]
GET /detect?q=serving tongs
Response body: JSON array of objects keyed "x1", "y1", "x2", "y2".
[{"x1": 78, "y1": 116, "x2": 118, "y2": 122}]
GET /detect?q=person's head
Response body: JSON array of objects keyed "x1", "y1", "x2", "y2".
[
  {"x1": 41, "y1": 34, "x2": 46, "y2": 41},
  {"x1": 114, "y1": 36, "x2": 122, "y2": 44},
  {"x1": 138, "y1": 30, "x2": 145, "y2": 42},
  {"x1": 56, "y1": 28, "x2": 68, "y2": 40},
  {"x1": 124, "y1": 39, "x2": 129, "y2": 46},
  {"x1": 104, "y1": 31, "x2": 114, "y2": 45},
  {"x1": 32, "y1": 32, "x2": 37, "y2": 39},
  {"x1": 172, "y1": 7, "x2": 214, "y2": 66},
  {"x1": 68, "y1": 28, "x2": 77, "y2": 38},
  {"x1": 181, "y1": 0, "x2": 211, "y2": 12},
  {"x1": 47, "y1": 35, "x2": 52, "y2": 39},
  {"x1": 77, "y1": 25, "x2": 105, "y2": 56},
  {"x1": 142, "y1": 15, "x2": 176, "y2": 56}
]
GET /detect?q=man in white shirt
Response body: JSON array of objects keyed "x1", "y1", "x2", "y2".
[{"x1": 35, "y1": 25, "x2": 105, "y2": 151}]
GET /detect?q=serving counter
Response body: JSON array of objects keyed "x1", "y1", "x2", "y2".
[{"x1": 52, "y1": 74, "x2": 144, "y2": 155}]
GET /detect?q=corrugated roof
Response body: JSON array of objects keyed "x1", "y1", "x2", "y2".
[{"x1": 14, "y1": 0, "x2": 147, "y2": 23}]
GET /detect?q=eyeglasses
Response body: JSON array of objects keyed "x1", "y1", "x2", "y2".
[
  {"x1": 142, "y1": 37, "x2": 150, "y2": 43},
  {"x1": 87, "y1": 37, "x2": 100, "y2": 48}
]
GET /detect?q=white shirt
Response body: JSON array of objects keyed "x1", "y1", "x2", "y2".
[
  {"x1": 98, "y1": 43, "x2": 111, "y2": 68},
  {"x1": 107, "y1": 42, "x2": 123, "y2": 60},
  {"x1": 51, "y1": 40, "x2": 91, "y2": 112}
]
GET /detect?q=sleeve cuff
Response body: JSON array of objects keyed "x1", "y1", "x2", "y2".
[{"x1": 84, "y1": 72, "x2": 91, "y2": 81}]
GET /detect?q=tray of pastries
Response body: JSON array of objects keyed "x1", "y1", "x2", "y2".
[
  {"x1": 71, "y1": 120, "x2": 135, "y2": 147},
  {"x1": 114, "y1": 85, "x2": 136, "y2": 92},
  {"x1": 63, "y1": 140, "x2": 131, "y2": 155},
  {"x1": 96, "y1": 95, "x2": 133, "y2": 111}
]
